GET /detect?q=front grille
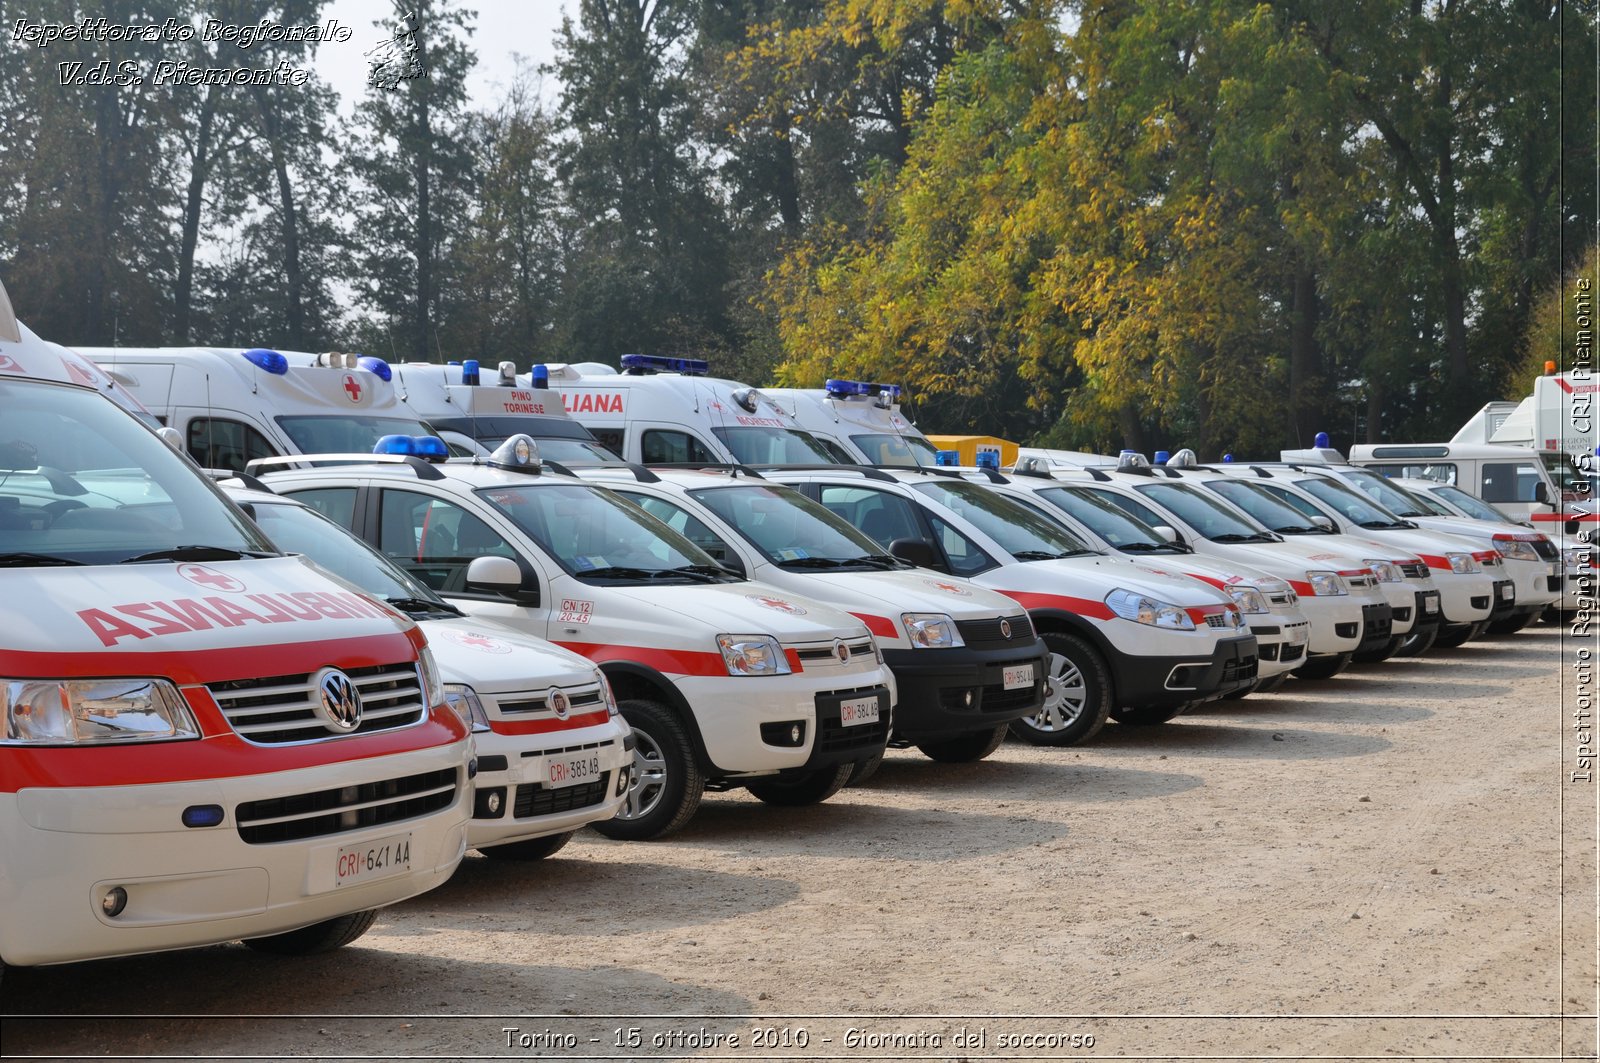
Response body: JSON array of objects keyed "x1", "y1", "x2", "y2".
[
  {"x1": 955, "y1": 614, "x2": 1037, "y2": 649},
  {"x1": 236, "y1": 768, "x2": 458, "y2": 844},
  {"x1": 499, "y1": 686, "x2": 605, "y2": 715},
  {"x1": 1222, "y1": 654, "x2": 1258, "y2": 684},
  {"x1": 1204, "y1": 613, "x2": 1231, "y2": 628},
  {"x1": 939, "y1": 677, "x2": 1041, "y2": 715},
  {"x1": 513, "y1": 775, "x2": 610, "y2": 818},
  {"x1": 210, "y1": 663, "x2": 427, "y2": 744},
  {"x1": 1532, "y1": 538, "x2": 1559, "y2": 560},
  {"x1": 1280, "y1": 643, "x2": 1305, "y2": 663},
  {"x1": 795, "y1": 641, "x2": 874, "y2": 663},
  {"x1": 1361, "y1": 604, "x2": 1393, "y2": 641},
  {"x1": 813, "y1": 687, "x2": 890, "y2": 756},
  {"x1": 1346, "y1": 574, "x2": 1376, "y2": 588},
  {"x1": 1400, "y1": 561, "x2": 1430, "y2": 580}
]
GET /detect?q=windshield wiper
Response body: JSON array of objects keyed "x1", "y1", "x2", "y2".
[
  {"x1": 0, "y1": 552, "x2": 84, "y2": 567},
  {"x1": 847, "y1": 554, "x2": 903, "y2": 569},
  {"x1": 1357, "y1": 520, "x2": 1408, "y2": 531},
  {"x1": 1211, "y1": 533, "x2": 1275, "y2": 544},
  {"x1": 776, "y1": 556, "x2": 850, "y2": 569},
  {"x1": 575, "y1": 565, "x2": 659, "y2": 582},
  {"x1": 385, "y1": 596, "x2": 463, "y2": 617},
  {"x1": 1012, "y1": 550, "x2": 1078, "y2": 561},
  {"x1": 666, "y1": 563, "x2": 741, "y2": 582},
  {"x1": 649, "y1": 565, "x2": 725, "y2": 584},
  {"x1": 1118, "y1": 542, "x2": 1180, "y2": 553},
  {"x1": 1274, "y1": 525, "x2": 1324, "y2": 535},
  {"x1": 121, "y1": 545, "x2": 272, "y2": 564}
]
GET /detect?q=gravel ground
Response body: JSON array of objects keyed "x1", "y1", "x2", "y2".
[{"x1": 3, "y1": 625, "x2": 1596, "y2": 1062}]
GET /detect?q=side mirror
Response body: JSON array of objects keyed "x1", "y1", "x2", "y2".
[
  {"x1": 888, "y1": 537, "x2": 940, "y2": 569},
  {"x1": 1152, "y1": 524, "x2": 1180, "y2": 544},
  {"x1": 1312, "y1": 516, "x2": 1335, "y2": 531},
  {"x1": 1534, "y1": 481, "x2": 1550, "y2": 505},
  {"x1": 156, "y1": 425, "x2": 184, "y2": 452},
  {"x1": 466, "y1": 555, "x2": 537, "y2": 604}
]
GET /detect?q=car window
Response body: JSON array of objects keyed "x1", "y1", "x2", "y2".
[
  {"x1": 1481, "y1": 461, "x2": 1541, "y2": 503},
  {"x1": 926, "y1": 512, "x2": 995, "y2": 576},
  {"x1": 288, "y1": 487, "x2": 358, "y2": 529},
  {"x1": 618, "y1": 491, "x2": 742, "y2": 570},
  {"x1": 187, "y1": 417, "x2": 278, "y2": 473},
  {"x1": 641, "y1": 429, "x2": 718, "y2": 464},
  {"x1": 377, "y1": 489, "x2": 518, "y2": 593},
  {"x1": 814, "y1": 484, "x2": 924, "y2": 547}
]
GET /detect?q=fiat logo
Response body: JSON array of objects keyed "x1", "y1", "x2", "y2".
[
  {"x1": 835, "y1": 640, "x2": 851, "y2": 664},
  {"x1": 1000, "y1": 619, "x2": 1012, "y2": 639},
  {"x1": 548, "y1": 688, "x2": 570, "y2": 718},
  {"x1": 314, "y1": 668, "x2": 363, "y2": 734}
]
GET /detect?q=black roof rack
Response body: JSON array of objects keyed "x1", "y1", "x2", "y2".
[
  {"x1": 207, "y1": 469, "x2": 273, "y2": 493},
  {"x1": 1087, "y1": 468, "x2": 1111, "y2": 481},
  {"x1": 1249, "y1": 465, "x2": 1276, "y2": 478},
  {"x1": 751, "y1": 463, "x2": 895, "y2": 482},
  {"x1": 247, "y1": 453, "x2": 446, "y2": 481},
  {"x1": 639, "y1": 461, "x2": 766, "y2": 480},
  {"x1": 871, "y1": 463, "x2": 1010, "y2": 484}
]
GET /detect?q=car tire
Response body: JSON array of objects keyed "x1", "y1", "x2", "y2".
[
  {"x1": 915, "y1": 722, "x2": 1009, "y2": 763},
  {"x1": 745, "y1": 763, "x2": 853, "y2": 806},
  {"x1": 1433, "y1": 622, "x2": 1484, "y2": 649},
  {"x1": 1395, "y1": 625, "x2": 1439, "y2": 657},
  {"x1": 1293, "y1": 652, "x2": 1352, "y2": 680},
  {"x1": 1007, "y1": 632, "x2": 1111, "y2": 746},
  {"x1": 1253, "y1": 673, "x2": 1289, "y2": 694},
  {"x1": 478, "y1": 831, "x2": 576, "y2": 862},
  {"x1": 242, "y1": 909, "x2": 379, "y2": 955},
  {"x1": 590, "y1": 699, "x2": 703, "y2": 841},
  {"x1": 846, "y1": 749, "x2": 885, "y2": 785},
  {"x1": 1486, "y1": 612, "x2": 1537, "y2": 636},
  {"x1": 1352, "y1": 636, "x2": 1403, "y2": 664},
  {"x1": 1110, "y1": 703, "x2": 1186, "y2": 725}
]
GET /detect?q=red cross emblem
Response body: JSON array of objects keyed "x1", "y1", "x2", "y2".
[
  {"x1": 0, "y1": 355, "x2": 22, "y2": 373},
  {"x1": 707, "y1": 399, "x2": 725, "y2": 413},
  {"x1": 343, "y1": 374, "x2": 363, "y2": 402},
  {"x1": 177, "y1": 563, "x2": 245, "y2": 593}
]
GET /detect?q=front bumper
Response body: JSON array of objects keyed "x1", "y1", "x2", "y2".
[
  {"x1": 1434, "y1": 571, "x2": 1495, "y2": 624},
  {"x1": 0, "y1": 740, "x2": 473, "y2": 968},
  {"x1": 1487, "y1": 578, "x2": 1520, "y2": 622},
  {"x1": 881, "y1": 638, "x2": 1048, "y2": 739},
  {"x1": 467, "y1": 718, "x2": 633, "y2": 850},
  {"x1": 1353, "y1": 602, "x2": 1395, "y2": 654},
  {"x1": 1105, "y1": 634, "x2": 1258, "y2": 711},
  {"x1": 1248, "y1": 616, "x2": 1310, "y2": 679}
]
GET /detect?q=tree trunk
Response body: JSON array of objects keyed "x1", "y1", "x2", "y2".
[
  {"x1": 412, "y1": 1, "x2": 433, "y2": 361},
  {"x1": 258, "y1": 95, "x2": 305, "y2": 348},
  {"x1": 174, "y1": 86, "x2": 218, "y2": 345},
  {"x1": 1288, "y1": 267, "x2": 1321, "y2": 447}
]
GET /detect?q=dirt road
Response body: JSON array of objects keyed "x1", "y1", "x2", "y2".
[{"x1": 4, "y1": 625, "x2": 1596, "y2": 1061}]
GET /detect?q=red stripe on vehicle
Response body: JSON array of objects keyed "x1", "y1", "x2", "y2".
[
  {"x1": 996, "y1": 590, "x2": 1115, "y2": 621},
  {"x1": 1182, "y1": 572, "x2": 1228, "y2": 590},
  {"x1": 784, "y1": 648, "x2": 805, "y2": 672},
  {"x1": 1185, "y1": 604, "x2": 1232, "y2": 624},
  {"x1": 849, "y1": 611, "x2": 900, "y2": 639},
  {"x1": 490, "y1": 710, "x2": 612, "y2": 735},
  {"x1": 1288, "y1": 580, "x2": 1316, "y2": 595},
  {"x1": 1471, "y1": 550, "x2": 1498, "y2": 563},
  {"x1": 1531, "y1": 512, "x2": 1600, "y2": 523},
  {"x1": 553, "y1": 642, "x2": 732, "y2": 677},
  {"x1": 1336, "y1": 568, "x2": 1374, "y2": 578},
  {"x1": 1418, "y1": 554, "x2": 1452, "y2": 571}
]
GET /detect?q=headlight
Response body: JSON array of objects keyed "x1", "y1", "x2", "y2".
[
  {"x1": 596, "y1": 669, "x2": 620, "y2": 716},
  {"x1": 901, "y1": 613, "x2": 964, "y2": 649},
  {"x1": 2, "y1": 678, "x2": 200, "y2": 745},
  {"x1": 1256, "y1": 576, "x2": 1297, "y2": 605},
  {"x1": 716, "y1": 634, "x2": 792, "y2": 676},
  {"x1": 1306, "y1": 570, "x2": 1348, "y2": 596},
  {"x1": 1104, "y1": 588, "x2": 1196, "y2": 629},
  {"x1": 1446, "y1": 552, "x2": 1479, "y2": 574},
  {"x1": 417, "y1": 645, "x2": 446, "y2": 706},
  {"x1": 1362, "y1": 559, "x2": 1405, "y2": 583},
  {"x1": 1492, "y1": 537, "x2": 1539, "y2": 562},
  {"x1": 1227, "y1": 586, "x2": 1269, "y2": 614},
  {"x1": 442, "y1": 684, "x2": 492, "y2": 733}
]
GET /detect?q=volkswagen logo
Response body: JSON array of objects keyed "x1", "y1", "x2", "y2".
[
  {"x1": 548, "y1": 688, "x2": 570, "y2": 718},
  {"x1": 835, "y1": 639, "x2": 851, "y2": 664},
  {"x1": 1000, "y1": 619, "x2": 1012, "y2": 640},
  {"x1": 313, "y1": 668, "x2": 363, "y2": 734}
]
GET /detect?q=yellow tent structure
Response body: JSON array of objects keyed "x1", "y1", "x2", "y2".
[{"x1": 924, "y1": 435, "x2": 1019, "y2": 468}]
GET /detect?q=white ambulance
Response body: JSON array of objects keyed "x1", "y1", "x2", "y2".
[
  {"x1": 253, "y1": 437, "x2": 895, "y2": 840},
  {"x1": 760, "y1": 464, "x2": 1259, "y2": 746},
  {"x1": 80, "y1": 346, "x2": 442, "y2": 473},
  {"x1": 762, "y1": 381, "x2": 942, "y2": 467},
  {"x1": 390, "y1": 360, "x2": 620, "y2": 465},
  {"x1": 573, "y1": 465, "x2": 1047, "y2": 767},
  {"x1": 1346, "y1": 439, "x2": 1589, "y2": 528},
  {"x1": 535, "y1": 356, "x2": 840, "y2": 466},
  {"x1": 227, "y1": 484, "x2": 633, "y2": 859},
  {"x1": 0, "y1": 306, "x2": 473, "y2": 976}
]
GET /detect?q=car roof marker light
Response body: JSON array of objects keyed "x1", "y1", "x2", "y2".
[
  {"x1": 242, "y1": 348, "x2": 289, "y2": 375},
  {"x1": 620, "y1": 353, "x2": 710, "y2": 376},
  {"x1": 357, "y1": 355, "x2": 392, "y2": 381},
  {"x1": 488, "y1": 433, "x2": 542, "y2": 473},
  {"x1": 374, "y1": 434, "x2": 417, "y2": 456}
]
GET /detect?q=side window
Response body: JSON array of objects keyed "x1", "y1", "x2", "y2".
[
  {"x1": 1482, "y1": 461, "x2": 1538, "y2": 503},
  {"x1": 641, "y1": 429, "x2": 717, "y2": 464},
  {"x1": 814, "y1": 436, "x2": 856, "y2": 464},
  {"x1": 926, "y1": 513, "x2": 995, "y2": 576},
  {"x1": 590, "y1": 428, "x2": 625, "y2": 455},
  {"x1": 186, "y1": 417, "x2": 277, "y2": 473},
  {"x1": 377, "y1": 489, "x2": 518, "y2": 593},
  {"x1": 619, "y1": 492, "x2": 743, "y2": 572},
  {"x1": 815, "y1": 485, "x2": 922, "y2": 547},
  {"x1": 288, "y1": 487, "x2": 358, "y2": 530},
  {"x1": 1091, "y1": 488, "x2": 1172, "y2": 532}
]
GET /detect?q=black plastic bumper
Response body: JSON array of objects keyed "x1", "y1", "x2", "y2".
[
  {"x1": 1487, "y1": 579, "x2": 1519, "y2": 621},
  {"x1": 802, "y1": 686, "x2": 893, "y2": 768},
  {"x1": 1355, "y1": 602, "x2": 1395, "y2": 653},
  {"x1": 1105, "y1": 634, "x2": 1258, "y2": 711},
  {"x1": 882, "y1": 638, "x2": 1049, "y2": 740}
]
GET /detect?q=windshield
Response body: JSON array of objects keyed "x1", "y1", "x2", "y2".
[
  {"x1": 1130, "y1": 481, "x2": 1273, "y2": 541},
  {"x1": 428, "y1": 416, "x2": 621, "y2": 464},
  {"x1": 1203, "y1": 479, "x2": 1328, "y2": 533},
  {"x1": 852, "y1": 432, "x2": 942, "y2": 467},
  {"x1": 1332, "y1": 468, "x2": 1432, "y2": 517},
  {"x1": 476, "y1": 482, "x2": 724, "y2": 583},
  {"x1": 249, "y1": 498, "x2": 449, "y2": 612},
  {"x1": 1034, "y1": 485, "x2": 1176, "y2": 550},
  {"x1": 710, "y1": 426, "x2": 836, "y2": 464},
  {"x1": 1432, "y1": 484, "x2": 1516, "y2": 523},
  {"x1": 1293, "y1": 476, "x2": 1407, "y2": 528},
  {"x1": 910, "y1": 479, "x2": 1095, "y2": 559},
  {"x1": 689, "y1": 484, "x2": 895, "y2": 568},
  {"x1": 276, "y1": 415, "x2": 441, "y2": 456},
  {"x1": 1543, "y1": 451, "x2": 1590, "y2": 500},
  {"x1": 0, "y1": 380, "x2": 274, "y2": 565}
]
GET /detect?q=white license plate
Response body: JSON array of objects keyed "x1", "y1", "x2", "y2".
[
  {"x1": 1498, "y1": 584, "x2": 1514, "y2": 599},
  {"x1": 545, "y1": 751, "x2": 602, "y2": 789},
  {"x1": 1003, "y1": 663, "x2": 1035, "y2": 690},
  {"x1": 334, "y1": 833, "x2": 412, "y2": 888},
  {"x1": 1424, "y1": 597, "x2": 1440, "y2": 614},
  {"x1": 839, "y1": 695, "x2": 880, "y2": 727},
  {"x1": 1288, "y1": 626, "x2": 1309, "y2": 645}
]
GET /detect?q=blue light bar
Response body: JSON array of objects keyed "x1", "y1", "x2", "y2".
[
  {"x1": 1153, "y1": 450, "x2": 1170, "y2": 465},
  {"x1": 357, "y1": 355, "x2": 392, "y2": 381},
  {"x1": 531, "y1": 364, "x2": 549, "y2": 389},
  {"x1": 1314, "y1": 431, "x2": 1330, "y2": 447},
  {"x1": 824, "y1": 378, "x2": 902, "y2": 400},
  {"x1": 241, "y1": 348, "x2": 288, "y2": 375},
  {"x1": 463, "y1": 359, "x2": 480, "y2": 386},
  {"x1": 620, "y1": 353, "x2": 709, "y2": 376},
  {"x1": 1222, "y1": 453, "x2": 1234, "y2": 463},
  {"x1": 936, "y1": 450, "x2": 959, "y2": 466},
  {"x1": 374, "y1": 435, "x2": 416, "y2": 455},
  {"x1": 412, "y1": 435, "x2": 449, "y2": 461},
  {"x1": 975, "y1": 451, "x2": 1000, "y2": 469}
]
